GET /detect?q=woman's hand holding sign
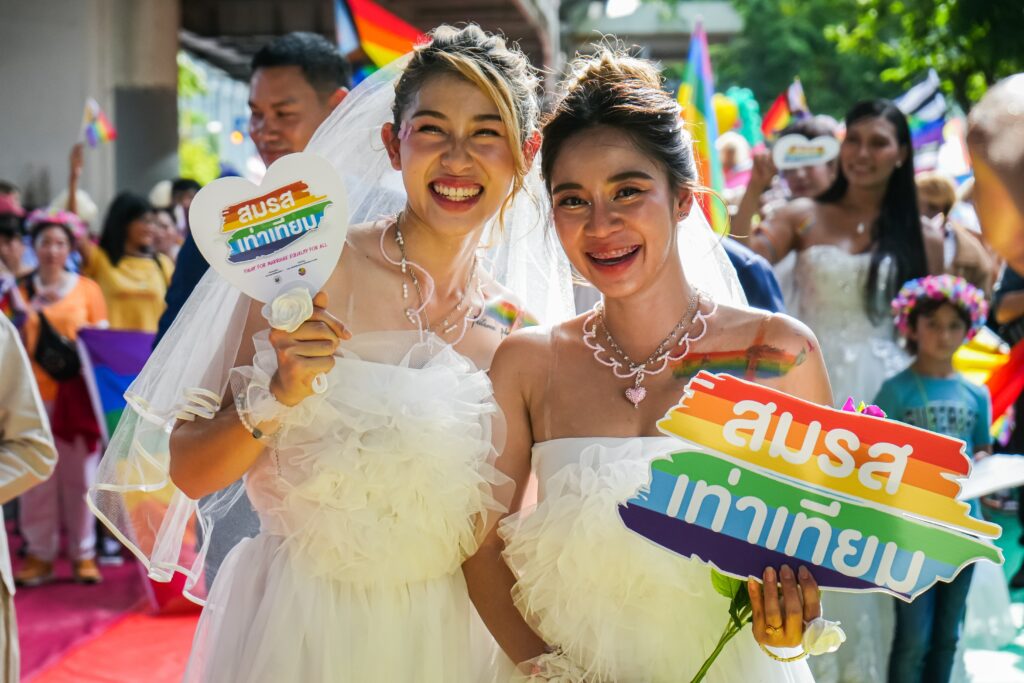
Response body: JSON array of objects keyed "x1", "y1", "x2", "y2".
[
  {"x1": 748, "y1": 565, "x2": 821, "y2": 650},
  {"x1": 269, "y1": 291, "x2": 350, "y2": 406}
]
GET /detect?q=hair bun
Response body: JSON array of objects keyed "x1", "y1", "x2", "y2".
[{"x1": 564, "y1": 48, "x2": 662, "y2": 94}]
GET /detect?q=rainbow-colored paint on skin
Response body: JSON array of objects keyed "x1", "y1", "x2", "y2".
[
  {"x1": 483, "y1": 299, "x2": 538, "y2": 330},
  {"x1": 670, "y1": 343, "x2": 807, "y2": 381}
]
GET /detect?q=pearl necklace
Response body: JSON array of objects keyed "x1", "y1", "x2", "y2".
[
  {"x1": 582, "y1": 291, "x2": 717, "y2": 407},
  {"x1": 387, "y1": 221, "x2": 483, "y2": 343}
]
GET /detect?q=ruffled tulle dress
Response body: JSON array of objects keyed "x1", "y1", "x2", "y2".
[
  {"x1": 499, "y1": 436, "x2": 814, "y2": 683},
  {"x1": 793, "y1": 245, "x2": 907, "y2": 683},
  {"x1": 183, "y1": 331, "x2": 514, "y2": 682}
]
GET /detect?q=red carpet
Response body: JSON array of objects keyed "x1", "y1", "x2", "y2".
[
  {"x1": 28, "y1": 612, "x2": 197, "y2": 683},
  {"x1": 15, "y1": 557, "x2": 149, "y2": 677},
  {"x1": 9, "y1": 523, "x2": 198, "y2": 681}
]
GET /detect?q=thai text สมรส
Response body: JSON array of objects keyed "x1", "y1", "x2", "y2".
[{"x1": 620, "y1": 371, "x2": 1002, "y2": 601}]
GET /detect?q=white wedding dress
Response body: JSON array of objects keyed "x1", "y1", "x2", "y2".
[
  {"x1": 499, "y1": 436, "x2": 814, "y2": 683},
  {"x1": 793, "y1": 244, "x2": 909, "y2": 683},
  {"x1": 183, "y1": 331, "x2": 514, "y2": 682}
]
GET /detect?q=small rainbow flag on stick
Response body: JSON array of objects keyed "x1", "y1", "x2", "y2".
[
  {"x1": 81, "y1": 97, "x2": 117, "y2": 148},
  {"x1": 761, "y1": 78, "x2": 810, "y2": 139},
  {"x1": 678, "y1": 20, "x2": 728, "y2": 235}
]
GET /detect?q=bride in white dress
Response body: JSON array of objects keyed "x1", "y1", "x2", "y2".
[
  {"x1": 733, "y1": 100, "x2": 943, "y2": 682},
  {"x1": 88, "y1": 25, "x2": 573, "y2": 682},
  {"x1": 463, "y1": 50, "x2": 837, "y2": 682}
]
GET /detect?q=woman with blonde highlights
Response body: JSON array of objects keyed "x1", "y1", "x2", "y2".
[{"x1": 91, "y1": 24, "x2": 569, "y2": 682}]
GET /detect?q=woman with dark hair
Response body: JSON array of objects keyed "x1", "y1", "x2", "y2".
[
  {"x1": 79, "y1": 192, "x2": 174, "y2": 331},
  {"x1": 732, "y1": 100, "x2": 943, "y2": 683},
  {"x1": 465, "y1": 49, "x2": 840, "y2": 682},
  {"x1": 14, "y1": 211, "x2": 107, "y2": 587},
  {"x1": 734, "y1": 99, "x2": 941, "y2": 404}
]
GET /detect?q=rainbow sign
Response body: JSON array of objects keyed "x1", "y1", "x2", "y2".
[
  {"x1": 620, "y1": 371, "x2": 1002, "y2": 601},
  {"x1": 220, "y1": 181, "x2": 331, "y2": 264}
]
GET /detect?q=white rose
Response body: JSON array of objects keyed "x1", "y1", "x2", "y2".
[
  {"x1": 803, "y1": 617, "x2": 846, "y2": 656},
  {"x1": 516, "y1": 651, "x2": 587, "y2": 683},
  {"x1": 263, "y1": 286, "x2": 314, "y2": 333}
]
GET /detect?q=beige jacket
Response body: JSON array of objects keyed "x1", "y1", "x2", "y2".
[
  {"x1": 949, "y1": 222, "x2": 997, "y2": 296},
  {"x1": 0, "y1": 316, "x2": 57, "y2": 594}
]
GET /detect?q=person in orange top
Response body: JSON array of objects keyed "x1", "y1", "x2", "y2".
[
  {"x1": 79, "y1": 192, "x2": 173, "y2": 332},
  {"x1": 15, "y1": 213, "x2": 107, "y2": 586}
]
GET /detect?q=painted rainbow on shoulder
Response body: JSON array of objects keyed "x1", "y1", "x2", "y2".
[
  {"x1": 484, "y1": 299, "x2": 538, "y2": 329},
  {"x1": 671, "y1": 345, "x2": 806, "y2": 381}
]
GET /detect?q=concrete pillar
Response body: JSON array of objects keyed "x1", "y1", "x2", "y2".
[
  {"x1": 0, "y1": 0, "x2": 178, "y2": 225},
  {"x1": 111, "y1": 0, "x2": 180, "y2": 198}
]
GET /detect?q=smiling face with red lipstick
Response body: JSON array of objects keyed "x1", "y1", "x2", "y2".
[
  {"x1": 382, "y1": 73, "x2": 517, "y2": 237},
  {"x1": 549, "y1": 125, "x2": 693, "y2": 299}
]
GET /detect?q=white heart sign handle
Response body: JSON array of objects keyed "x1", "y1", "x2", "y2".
[{"x1": 189, "y1": 152, "x2": 349, "y2": 395}]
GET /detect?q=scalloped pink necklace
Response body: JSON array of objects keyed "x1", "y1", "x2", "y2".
[{"x1": 582, "y1": 291, "x2": 717, "y2": 407}]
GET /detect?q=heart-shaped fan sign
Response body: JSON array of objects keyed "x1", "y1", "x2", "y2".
[
  {"x1": 190, "y1": 152, "x2": 348, "y2": 393},
  {"x1": 772, "y1": 134, "x2": 840, "y2": 170}
]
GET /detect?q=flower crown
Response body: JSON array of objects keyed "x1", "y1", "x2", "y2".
[
  {"x1": 24, "y1": 208, "x2": 88, "y2": 241},
  {"x1": 891, "y1": 274, "x2": 988, "y2": 340}
]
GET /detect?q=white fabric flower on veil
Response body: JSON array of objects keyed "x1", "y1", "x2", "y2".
[{"x1": 263, "y1": 286, "x2": 314, "y2": 333}]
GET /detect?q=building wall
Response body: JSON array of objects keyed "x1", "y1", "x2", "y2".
[{"x1": 0, "y1": 0, "x2": 178, "y2": 229}]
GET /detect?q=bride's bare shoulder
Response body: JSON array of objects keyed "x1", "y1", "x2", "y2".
[
  {"x1": 489, "y1": 314, "x2": 588, "y2": 394},
  {"x1": 341, "y1": 220, "x2": 392, "y2": 264}
]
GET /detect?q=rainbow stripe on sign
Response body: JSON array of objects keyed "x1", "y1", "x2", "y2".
[
  {"x1": 619, "y1": 371, "x2": 1002, "y2": 601},
  {"x1": 621, "y1": 449, "x2": 1000, "y2": 598},
  {"x1": 657, "y1": 372, "x2": 997, "y2": 537},
  {"x1": 220, "y1": 181, "x2": 331, "y2": 263}
]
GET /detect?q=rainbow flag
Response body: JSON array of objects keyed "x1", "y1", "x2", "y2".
[
  {"x1": 0, "y1": 278, "x2": 26, "y2": 328},
  {"x1": 77, "y1": 328, "x2": 155, "y2": 443},
  {"x1": 896, "y1": 70, "x2": 948, "y2": 172},
  {"x1": 678, "y1": 20, "x2": 728, "y2": 235},
  {"x1": 334, "y1": 0, "x2": 424, "y2": 72},
  {"x1": 953, "y1": 328, "x2": 1023, "y2": 444},
  {"x1": 761, "y1": 78, "x2": 810, "y2": 139},
  {"x1": 81, "y1": 98, "x2": 117, "y2": 148}
]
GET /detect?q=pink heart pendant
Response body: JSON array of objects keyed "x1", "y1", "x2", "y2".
[{"x1": 624, "y1": 385, "x2": 647, "y2": 407}]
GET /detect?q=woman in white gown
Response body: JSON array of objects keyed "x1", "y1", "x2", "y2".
[
  {"x1": 732, "y1": 100, "x2": 943, "y2": 682},
  {"x1": 463, "y1": 51, "x2": 839, "y2": 682},
  {"x1": 88, "y1": 25, "x2": 573, "y2": 682}
]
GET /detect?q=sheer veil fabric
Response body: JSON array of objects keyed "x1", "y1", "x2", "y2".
[{"x1": 85, "y1": 48, "x2": 749, "y2": 682}]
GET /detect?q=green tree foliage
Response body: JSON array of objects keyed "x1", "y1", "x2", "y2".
[
  {"x1": 708, "y1": 0, "x2": 902, "y2": 118},
  {"x1": 177, "y1": 52, "x2": 220, "y2": 185},
  {"x1": 827, "y1": 0, "x2": 1024, "y2": 106}
]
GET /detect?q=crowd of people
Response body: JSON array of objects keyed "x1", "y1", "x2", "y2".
[{"x1": 0, "y1": 23, "x2": 1023, "y2": 683}]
